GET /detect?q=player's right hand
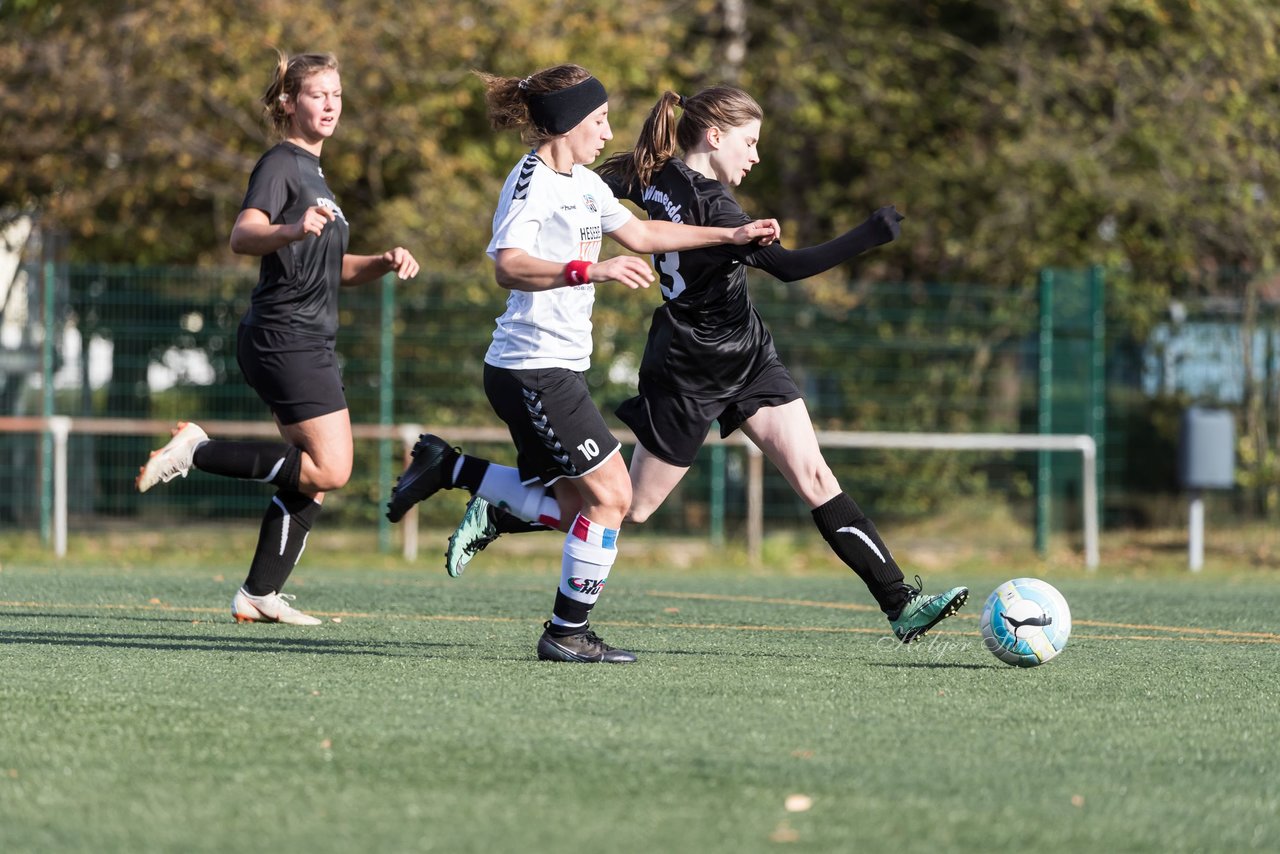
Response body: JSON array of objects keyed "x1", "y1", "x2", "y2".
[
  {"x1": 733, "y1": 218, "x2": 781, "y2": 246},
  {"x1": 293, "y1": 205, "x2": 336, "y2": 240},
  {"x1": 591, "y1": 255, "x2": 655, "y2": 290}
]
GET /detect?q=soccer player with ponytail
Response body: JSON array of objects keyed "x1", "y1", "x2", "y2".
[
  {"x1": 384, "y1": 65, "x2": 779, "y2": 663},
  {"x1": 451, "y1": 84, "x2": 968, "y2": 644},
  {"x1": 136, "y1": 50, "x2": 419, "y2": 625}
]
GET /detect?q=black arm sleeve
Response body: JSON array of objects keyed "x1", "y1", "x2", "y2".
[{"x1": 742, "y1": 213, "x2": 899, "y2": 283}]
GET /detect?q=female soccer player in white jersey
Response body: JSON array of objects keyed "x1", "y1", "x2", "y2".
[
  {"x1": 444, "y1": 85, "x2": 968, "y2": 645},
  {"x1": 386, "y1": 66, "x2": 779, "y2": 663},
  {"x1": 135, "y1": 51, "x2": 419, "y2": 625}
]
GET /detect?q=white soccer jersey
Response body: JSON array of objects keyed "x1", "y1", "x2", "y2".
[{"x1": 485, "y1": 153, "x2": 633, "y2": 370}]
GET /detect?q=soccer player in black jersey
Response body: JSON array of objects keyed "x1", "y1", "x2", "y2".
[
  {"x1": 384, "y1": 66, "x2": 779, "y2": 663},
  {"x1": 447, "y1": 85, "x2": 968, "y2": 644},
  {"x1": 135, "y1": 51, "x2": 419, "y2": 625}
]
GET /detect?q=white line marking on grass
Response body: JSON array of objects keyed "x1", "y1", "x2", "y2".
[{"x1": 4, "y1": 598, "x2": 1277, "y2": 644}]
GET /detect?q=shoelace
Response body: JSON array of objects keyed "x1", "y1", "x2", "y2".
[
  {"x1": 158, "y1": 463, "x2": 187, "y2": 482},
  {"x1": 155, "y1": 453, "x2": 191, "y2": 479},
  {"x1": 464, "y1": 532, "x2": 499, "y2": 556},
  {"x1": 275, "y1": 593, "x2": 304, "y2": 612},
  {"x1": 901, "y1": 574, "x2": 925, "y2": 605},
  {"x1": 544, "y1": 621, "x2": 613, "y2": 652},
  {"x1": 462, "y1": 505, "x2": 500, "y2": 556},
  {"x1": 579, "y1": 629, "x2": 612, "y2": 651}
]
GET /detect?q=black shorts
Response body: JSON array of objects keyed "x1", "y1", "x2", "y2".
[
  {"x1": 237, "y1": 323, "x2": 347, "y2": 425},
  {"x1": 615, "y1": 359, "x2": 801, "y2": 467},
  {"x1": 483, "y1": 364, "x2": 622, "y2": 487}
]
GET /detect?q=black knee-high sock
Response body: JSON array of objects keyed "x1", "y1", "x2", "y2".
[
  {"x1": 243, "y1": 490, "x2": 322, "y2": 596},
  {"x1": 453, "y1": 455, "x2": 489, "y2": 492},
  {"x1": 194, "y1": 442, "x2": 302, "y2": 490},
  {"x1": 492, "y1": 502, "x2": 551, "y2": 534},
  {"x1": 812, "y1": 493, "x2": 910, "y2": 615}
]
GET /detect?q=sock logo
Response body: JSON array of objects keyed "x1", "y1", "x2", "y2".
[
  {"x1": 568, "y1": 577, "x2": 606, "y2": 596},
  {"x1": 835, "y1": 526, "x2": 886, "y2": 563}
]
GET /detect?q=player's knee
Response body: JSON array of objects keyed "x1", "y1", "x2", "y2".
[
  {"x1": 625, "y1": 501, "x2": 655, "y2": 525},
  {"x1": 813, "y1": 464, "x2": 838, "y2": 495},
  {"x1": 310, "y1": 460, "x2": 351, "y2": 492},
  {"x1": 598, "y1": 474, "x2": 632, "y2": 519},
  {"x1": 313, "y1": 474, "x2": 349, "y2": 493},
  {"x1": 602, "y1": 488, "x2": 631, "y2": 521},
  {"x1": 799, "y1": 461, "x2": 839, "y2": 504}
]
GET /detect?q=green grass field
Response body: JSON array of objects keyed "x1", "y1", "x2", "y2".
[{"x1": 2, "y1": 527, "x2": 1277, "y2": 853}]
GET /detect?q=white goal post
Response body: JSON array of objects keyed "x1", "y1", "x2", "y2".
[
  {"x1": 3, "y1": 417, "x2": 1097, "y2": 569},
  {"x1": 806, "y1": 430, "x2": 1099, "y2": 569}
]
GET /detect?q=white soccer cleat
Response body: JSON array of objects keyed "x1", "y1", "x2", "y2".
[
  {"x1": 231, "y1": 587, "x2": 322, "y2": 626},
  {"x1": 135, "y1": 421, "x2": 208, "y2": 493}
]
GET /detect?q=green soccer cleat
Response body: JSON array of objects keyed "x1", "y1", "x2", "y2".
[
  {"x1": 889, "y1": 575, "x2": 969, "y2": 644},
  {"x1": 445, "y1": 494, "x2": 502, "y2": 578}
]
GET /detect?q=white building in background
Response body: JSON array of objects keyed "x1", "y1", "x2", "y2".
[
  {"x1": 2, "y1": 216, "x2": 214, "y2": 403},
  {"x1": 1, "y1": 215, "x2": 42, "y2": 408}
]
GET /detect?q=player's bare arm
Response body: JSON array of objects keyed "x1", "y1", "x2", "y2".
[
  {"x1": 341, "y1": 247, "x2": 420, "y2": 286},
  {"x1": 494, "y1": 247, "x2": 654, "y2": 291},
  {"x1": 229, "y1": 205, "x2": 334, "y2": 256},
  {"x1": 607, "y1": 216, "x2": 779, "y2": 254}
]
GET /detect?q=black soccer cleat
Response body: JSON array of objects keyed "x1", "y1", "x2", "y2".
[
  {"x1": 536, "y1": 621, "x2": 637, "y2": 664},
  {"x1": 386, "y1": 434, "x2": 459, "y2": 523}
]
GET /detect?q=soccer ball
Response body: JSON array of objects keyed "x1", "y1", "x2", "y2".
[{"x1": 980, "y1": 578, "x2": 1071, "y2": 667}]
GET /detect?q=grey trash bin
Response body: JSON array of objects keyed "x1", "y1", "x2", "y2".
[
  {"x1": 1178, "y1": 408, "x2": 1235, "y2": 571},
  {"x1": 1178, "y1": 408, "x2": 1235, "y2": 490}
]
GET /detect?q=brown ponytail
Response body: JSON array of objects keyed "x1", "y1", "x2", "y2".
[
  {"x1": 599, "y1": 85, "x2": 764, "y2": 192},
  {"x1": 597, "y1": 91, "x2": 682, "y2": 194},
  {"x1": 475, "y1": 64, "x2": 595, "y2": 146}
]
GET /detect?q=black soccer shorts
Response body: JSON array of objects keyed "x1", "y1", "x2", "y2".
[
  {"x1": 237, "y1": 323, "x2": 348, "y2": 425},
  {"x1": 483, "y1": 363, "x2": 622, "y2": 486},
  {"x1": 616, "y1": 359, "x2": 801, "y2": 467}
]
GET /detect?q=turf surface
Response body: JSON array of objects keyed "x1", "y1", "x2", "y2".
[{"x1": 1, "y1": 562, "x2": 1276, "y2": 853}]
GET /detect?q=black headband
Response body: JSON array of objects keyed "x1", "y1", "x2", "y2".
[{"x1": 526, "y1": 76, "x2": 608, "y2": 135}]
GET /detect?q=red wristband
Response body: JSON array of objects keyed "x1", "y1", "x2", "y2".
[{"x1": 564, "y1": 260, "x2": 592, "y2": 285}]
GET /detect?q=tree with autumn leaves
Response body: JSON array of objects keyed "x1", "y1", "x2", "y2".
[
  {"x1": 5, "y1": 0, "x2": 1280, "y2": 509},
  {"x1": 4, "y1": 0, "x2": 1277, "y2": 285}
]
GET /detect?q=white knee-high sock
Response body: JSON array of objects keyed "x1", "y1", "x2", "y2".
[
  {"x1": 464, "y1": 461, "x2": 561, "y2": 528},
  {"x1": 550, "y1": 514, "x2": 619, "y2": 628}
]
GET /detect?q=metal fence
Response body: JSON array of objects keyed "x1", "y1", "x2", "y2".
[
  {"x1": 1, "y1": 261, "x2": 1270, "y2": 551},
  {"x1": 4, "y1": 415, "x2": 1101, "y2": 567}
]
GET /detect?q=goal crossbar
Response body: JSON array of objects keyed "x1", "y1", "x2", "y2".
[{"x1": 809, "y1": 430, "x2": 1099, "y2": 569}]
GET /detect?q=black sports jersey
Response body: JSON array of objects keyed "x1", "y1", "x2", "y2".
[
  {"x1": 240, "y1": 142, "x2": 350, "y2": 338},
  {"x1": 603, "y1": 158, "x2": 901, "y2": 397},
  {"x1": 605, "y1": 159, "x2": 777, "y2": 397}
]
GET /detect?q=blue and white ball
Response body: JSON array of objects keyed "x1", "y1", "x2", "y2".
[{"x1": 980, "y1": 578, "x2": 1071, "y2": 667}]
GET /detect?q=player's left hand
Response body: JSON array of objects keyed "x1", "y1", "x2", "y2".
[
  {"x1": 734, "y1": 218, "x2": 781, "y2": 246},
  {"x1": 382, "y1": 247, "x2": 420, "y2": 279}
]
